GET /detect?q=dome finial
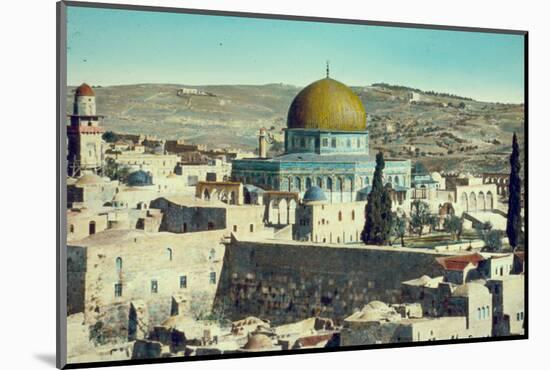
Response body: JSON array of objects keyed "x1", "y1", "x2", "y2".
[{"x1": 326, "y1": 60, "x2": 330, "y2": 78}]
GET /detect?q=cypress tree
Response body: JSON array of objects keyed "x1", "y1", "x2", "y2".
[
  {"x1": 506, "y1": 133, "x2": 522, "y2": 250},
  {"x1": 362, "y1": 151, "x2": 393, "y2": 245}
]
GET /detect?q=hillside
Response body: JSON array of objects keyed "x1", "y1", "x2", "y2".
[{"x1": 67, "y1": 83, "x2": 525, "y2": 174}]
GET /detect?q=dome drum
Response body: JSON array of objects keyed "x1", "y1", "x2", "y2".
[{"x1": 284, "y1": 77, "x2": 369, "y2": 155}]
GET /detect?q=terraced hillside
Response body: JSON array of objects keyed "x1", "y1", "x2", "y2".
[{"x1": 67, "y1": 83, "x2": 525, "y2": 174}]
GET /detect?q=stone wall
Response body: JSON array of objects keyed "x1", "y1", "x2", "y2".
[
  {"x1": 68, "y1": 230, "x2": 227, "y2": 342},
  {"x1": 215, "y1": 239, "x2": 448, "y2": 326}
]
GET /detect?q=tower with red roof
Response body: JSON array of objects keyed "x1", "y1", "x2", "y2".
[{"x1": 67, "y1": 83, "x2": 105, "y2": 176}]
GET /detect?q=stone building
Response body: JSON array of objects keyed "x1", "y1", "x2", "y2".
[
  {"x1": 108, "y1": 151, "x2": 179, "y2": 180},
  {"x1": 231, "y1": 74, "x2": 411, "y2": 203},
  {"x1": 176, "y1": 159, "x2": 232, "y2": 185},
  {"x1": 482, "y1": 172, "x2": 510, "y2": 198},
  {"x1": 402, "y1": 252, "x2": 524, "y2": 338},
  {"x1": 341, "y1": 301, "x2": 469, "y2": 345},
  {"x1": 150, "y1": 196, "x2": 267, "y2": 237},
  {"x1": 67, "y1": 173, "x2": 118, "y2": 209},
  {"x1": 67, "y1": 229, "x2": 227, "y2": 341},
  {"x1": 294, "y1": 186, "x2": 367, "y2": 243},
  {"x1": 67, "y1": 208, "x2": 109, "y2": 241}
]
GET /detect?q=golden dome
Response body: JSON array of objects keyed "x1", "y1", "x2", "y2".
[{"x1": 287, "y1": 78, "x2": 366, "y2": 131}]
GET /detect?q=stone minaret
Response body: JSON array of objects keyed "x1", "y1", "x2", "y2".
[
  {"x1": 67, "y1": 83, "x2": 105, "y2": 176},
  {"x1": 258, "y1": 128, "x2": 267, "y2": 158}
]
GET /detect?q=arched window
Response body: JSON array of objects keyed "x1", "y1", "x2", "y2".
[
  {"x1": 115, "y1": 257, "x2": 122, "y2": 273},
  {"x1": 477, "y1": 308, "x2": 481, "y2": 320},
  {"x1": 351, "y1": 210, "x2": 355, "y2": 220},
  {"x1": 306, "y1": 177, "x2": 312, "y2": 189},
  {"x1": 338, "y1": 211, "x2": 343, "y2": 221},
  {"x1": 294, "y1": 177, "x2": 301, "y2": 191},
  {"x1": 250, "y1": 224, "x2": 254, "y2": 232},
  {"x1": 166, "y1": 248, "x2": 173, "y2": 261},
  {"x1": 365, "y1": 176, "x2": 370, "y2": 186},
  {"x1": 69, "y1": 224, "x2": 74, "y2": 233},
  {"x1": 327, "y1": 178, "x2": 333, "y2": 191},
  {"x1": 317, "y1": 177, "x2": 323, "y2": 188},
  {"x1": 336, "y1": 178, "x2": 342, "y2": 191},
  {"x1": 394, "y1": 176, "x2": 399, "y2": 186}
]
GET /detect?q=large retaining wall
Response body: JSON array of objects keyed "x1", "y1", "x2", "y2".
[{"x1": 215, "y1": 239, "x2": 448, "y2": 325}]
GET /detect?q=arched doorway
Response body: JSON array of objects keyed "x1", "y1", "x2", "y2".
[
  {"x1": 288, "y1": 199, "x2": 297, "y2": 224},
  {"x1": 486, "y1": 191, "x2": 494, "y2": 210},
  {"x1": 478, "y1": 191, "x2": 486, "y2": 211},
  {"x1": 460, "y1": 192, "x2": 468, "y2": 211},
  {"x1": 279, "y1": 199, "x2": 288, "y2": 224},
  {"x1": 128, "y1": 304, "x2": 137, "y2": 341},
  {"x1": 469, "y1": 192, "x2": 477, "y2": 212}
]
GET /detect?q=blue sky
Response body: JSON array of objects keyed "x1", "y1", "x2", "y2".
[{"x1": 67, "y1": 6, "x2": 525, "y2": 103}]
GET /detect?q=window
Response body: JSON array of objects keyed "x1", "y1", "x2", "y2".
[
  {"x1": 209, "y1": 272, "x2": 216, "y2": 284},
  {"x1": 233, "y1": 225, "x2": 238, "y2": 232},
  {"x1": 69, "y1": 224, "x2": 74, "y2": 233},
  {"x1": 209, "y1": 249, "x2": 216, "y2": 261},
  {"x1": 180, "y1": 275, "x2": 187, "y2": 289},
  {"x1": 166, "y1": 248, "x2": 173, "y2": 261},
  {"x1": 477, "y1": 308, "x2": 481, "y2": 320},
  {"x1": 347, "y1": 138, "x2": 351, "y2": 147},
  {"x1": 250, "y1": 224, "x2": 254, "y2": 232},
  {"x1": 115, "y1": 257, "x2": 122, "y2": 273},
  {"x1": 351, "y1": 210, "x2": 355, "y2": 221},
  {"x1": 114, "y1": 283, "x2": 123, "y2": 297},
  {"x1": 294, "y1": 177, "x2": 301, "y2": 191},
  {"x1": 151, "y1": 280, "x2": 158, "y2": 293},
  {"x1": 322, "y1": 138, "x2": 328, "y2": 147},
  {"x1": 338, "y1": 211, "x2": 343, "y2": 221},
  {"x1": 300, "y1": 138, "x2": 306, "y2": 147},
  {"x1": 331, "y1": 138, "x2": 337, "y2": 148},
  {"x1": 89, "y1": 221, "x2": 96, "y2": 235}
]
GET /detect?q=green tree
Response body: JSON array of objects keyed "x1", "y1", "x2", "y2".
[
  {"x1": 409, "y1": 200, "x2": 431, "y2": 237},
  {"x1": 361, "y1": 152, "x2": 393, "y2": 245},
  {"x1": 102, "y1": 131, "x2": 119, "y2": 143},
  {"x1": 484, "y1": 230, "x2": 503, "y2": 252},
  {"x1": 506, "y1": 133, "x2": 522, "y2": 250},
  {"x1": 475, "y1": 221, "x2": 503, "y2": 252},
  {"x1": 103, "y1": 158, "x2": 130, "y2": 181},
  {"x1": 390, "y1": 213, "x2": 407, "y2": 247},
  {"x1": 443, "y1": 215, "x2": 463, "y2": 241}
]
